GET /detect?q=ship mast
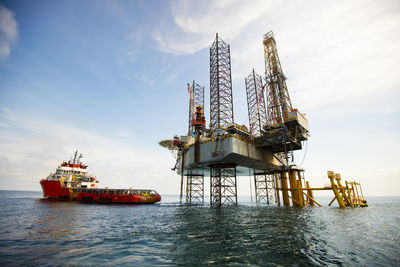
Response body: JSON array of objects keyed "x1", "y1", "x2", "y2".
[{"x1": 73, "y1": 150, "x2": 78, "y2": 165}]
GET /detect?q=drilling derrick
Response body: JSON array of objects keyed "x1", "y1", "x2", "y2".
[
  {"x1": 210, "y1": 33, "x2": 234, "y2": 130},
  {"x1": 188, "y1": 81, "x2": 205, "y2": 134},
  {"x1": 263, "y1": 31, "x2": 292, "y2": 125},
  {"x1": 246, "y1": 69, "x2": 267, "y2": 136},
  {"x1": 254, "y1": 31, "x2": 309, "y2": 155}
]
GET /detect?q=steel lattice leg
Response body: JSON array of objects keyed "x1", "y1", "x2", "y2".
[
  {"x1": 185, "y1": 173, "x2": 204, "y2": 204},
  {"x1": 254, "y1": 172, "x2": 276, "y2": 204},
  {"x1": 210, "y1": 164, "x2": 237, "y2": 206}
]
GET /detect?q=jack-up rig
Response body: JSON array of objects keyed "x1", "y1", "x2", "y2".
[{"x1": 160, "y1": 32, "x2": 367, "y2": 207}]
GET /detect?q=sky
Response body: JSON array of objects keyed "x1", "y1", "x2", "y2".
[{"x1": 0, "y1": 0, "x2": 399, "y2": 197}]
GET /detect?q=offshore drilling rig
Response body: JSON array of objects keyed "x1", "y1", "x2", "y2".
[{"x1": 160, "y1": 31, "x2": 366, "y2": 207}]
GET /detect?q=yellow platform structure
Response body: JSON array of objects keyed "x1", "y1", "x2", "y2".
[{"x1": 274, "y1": 170, "x2": 367, "y2": 208}]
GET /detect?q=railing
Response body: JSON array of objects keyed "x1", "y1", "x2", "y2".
[{"x1": 72, "y1": 188, "x2": 158, "y2": 196}]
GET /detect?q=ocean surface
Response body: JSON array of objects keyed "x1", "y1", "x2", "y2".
[{"x1": 0, "y1": 191, "x2": 399, "y2": 266}]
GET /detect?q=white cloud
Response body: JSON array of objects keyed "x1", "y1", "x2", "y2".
[
  {"x1": 122, "y1": 49, "x2": 138, "y2": 63},
  {"x1": 166, "y1": 69, "x2": 181, "y2": 83},
  {"x1": 117, "y1": 130, "x2": 131, "y2": 138},
  {"x1": 0, "y1": 5, "x2": 18, "y2": 60},
  {"x1": 153, "y1": 0, "x2": 275, "y2": 55},
  {"x1": 0, "y1": 122, "x2": 9, "y2": 127},
  {"x1": 116, "y1": 58, "x2": 126, "y2": 65},
  {"x1": 153, "y1": 0, "x2": 400, "y2": 112},
  {"x1": 0, "y1": 109, "x2": 177, "y2": 193}
]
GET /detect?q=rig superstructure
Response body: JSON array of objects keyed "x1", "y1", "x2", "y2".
[{"x1": 160, "y1": 31, "x2": 366, "y2": 207}]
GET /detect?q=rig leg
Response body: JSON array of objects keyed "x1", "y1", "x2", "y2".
[
  {"x1": 328, "y1": 171, "x2": 346, "y2": 208},
  {"x1": 281, "y1": 171, "x2": 290, "y2": 206},
  {"x1": 335, "y1": 174, "x2": 352, "y2": 207},
  {"x1": 275, "y1": 172, "x2": 281, "y2": 206},
  {"x1": 185, "y1": 172, "x2": 204, "y2": 204},
  {"x1": 254, "y1": 172, "x2": 276, "y2": 204},
  {"x1": 296, "y1": 171, "x2": 305, "y2": 207},
  {"x1": 179, "y1": 149, "x2": 185, "y2": 203},
  {"x1": 289, "y1": 169, "x2": 299, "y2": 207},
  {"x1": 344, "y1": 181, "x2": 354, "y2": 207},
  {"x1": 210, "y1": 164, "x2": 237, "y2": 206},
  {"x1": 306, "y1": 181, "x2": 314, "y2": 206}
]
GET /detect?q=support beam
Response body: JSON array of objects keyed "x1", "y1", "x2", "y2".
[
  {"x1": 328, "y1": 196, "x2": 336, "y2": 206},
  {"x1": 302, "y1": 191, "x2": 321, "y2": 207}
]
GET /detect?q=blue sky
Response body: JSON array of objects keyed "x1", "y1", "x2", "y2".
[{"x1": 0, "y1": 0, "x2": 399, "y2": 196}]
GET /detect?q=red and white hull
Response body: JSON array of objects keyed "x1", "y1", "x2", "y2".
[
  {"x1": 40, "y1": 179, "x2": 161, "y2": 204},
  {"x1": 39, "y1": 151, "x2": 161, "y2": 204}
]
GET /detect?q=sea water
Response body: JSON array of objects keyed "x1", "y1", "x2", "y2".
[{"x1": 0, "y1": 190, "x2": 399, "y2": 266}]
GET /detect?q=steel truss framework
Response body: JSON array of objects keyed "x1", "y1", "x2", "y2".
[
  {"x1": 263, "y1": 31, "x2": 293, "y2": 125},
  {"x1": 210, "y1": 33, "x2": 234, "y2": 130},
  {"x1": 245, "y1": 69, "x2": 267, "y2": 136},
  {"x1": 254, "y1": 172, "x2": 276, "y2": 204},
  {"x1": 185, "y1": 172, "x2": 204, "y2": 204},
  {"x1": 210, "y1": 164, "x2": 237, "y2": 206},
  {"x1": 188, "y1": 81, "x2": 205, "y2": 134}
]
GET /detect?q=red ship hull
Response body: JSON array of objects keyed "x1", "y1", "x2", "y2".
[{"x1": 40, "y1": 179, "x2": 161, "y2": 204}]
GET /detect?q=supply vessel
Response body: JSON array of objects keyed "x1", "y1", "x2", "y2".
[{"x1": 40, "y1": 151, "x2": 161, "y2": 204}]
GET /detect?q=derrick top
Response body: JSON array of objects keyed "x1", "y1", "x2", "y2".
[{"x1": 263, "y1": 31, "x2": 275, "y2": 44}]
